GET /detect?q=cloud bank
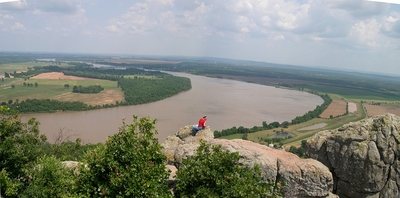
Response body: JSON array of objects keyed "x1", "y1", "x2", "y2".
[{"x1": 0, "y1": 0, "x2": 399, "y2": 74}]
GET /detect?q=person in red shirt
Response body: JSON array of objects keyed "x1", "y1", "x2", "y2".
[{"x1": 192, "y1": 115, "x2": 207, "y2": 135}]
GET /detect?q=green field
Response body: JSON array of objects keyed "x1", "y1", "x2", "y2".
[{"x1": 0, "y1": 78, "x2": 119, "y2": 103}]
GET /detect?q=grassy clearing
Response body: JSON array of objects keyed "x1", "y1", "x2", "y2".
[
  {"x1": 220, "y1": 133, "x2": 244, "y2": 140},
  {"x1": 0, "y1": 78, "x2": 122, "y2": 105},
  {"x1": 0, "y1": 78, "x2": 21, "y2": 87}
]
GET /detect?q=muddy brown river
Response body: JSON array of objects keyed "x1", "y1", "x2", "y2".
[{"x1": 21, "y1": 72, "x2": 323, "y2": 144}]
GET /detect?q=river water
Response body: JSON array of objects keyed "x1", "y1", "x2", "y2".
[{"x1": 21, "y1": 72, "x2": 323, "y2": 144}]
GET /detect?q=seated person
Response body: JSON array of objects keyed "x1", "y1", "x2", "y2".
[{"x1": 192, "y1": 115, "x2": 207, "y2": 135}]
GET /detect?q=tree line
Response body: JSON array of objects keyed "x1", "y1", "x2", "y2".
[
  {"x1": 290, "y1": 93, "x2": 332, "y2": 124},
  {"x1": 7, "y1": 99, "x2": 94, "y2": 113},
  {"x1": 72, "y1": 85, "x2": 104, "y2": 94}
]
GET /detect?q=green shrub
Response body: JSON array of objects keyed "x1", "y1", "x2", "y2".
[
  {"x1": 20, "y1": 155, "x2": 76, "y2": 198},
  {"x1": 75, "y1": 115, "x2": 172, "y2": 197},
  {"x1": 174, "y1": 141, "x2": 275, "y2": 198},
  {"x1": 0, "y1": 169, "x2": 21, "y2": 197},
  {"x1": 0, "y1": 106, "x2": 47, "y2": 197}
]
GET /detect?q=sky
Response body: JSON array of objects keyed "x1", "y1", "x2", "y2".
[{"x1": 0, "y1": 0, "x2": 400, "y2": 75}]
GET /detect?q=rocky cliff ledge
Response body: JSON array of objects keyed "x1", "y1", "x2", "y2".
[
  {"x1": 162, "y1": 126, "x2": 336, "y2": 197},
  {"x1": 307, "y1": 113, "x2": 400, "y2": 198}
]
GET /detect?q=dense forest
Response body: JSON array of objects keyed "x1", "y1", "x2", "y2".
[
  {"x1": 72, "y1": 85, "x2": 104, "y2": 94},
  {"x1": 118, "y1": 75, "x2": 191, "y2": 104}
]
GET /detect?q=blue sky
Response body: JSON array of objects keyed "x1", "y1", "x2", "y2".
[{"x1": 0, "y1": 0, "x2": 399, "y2": 75}]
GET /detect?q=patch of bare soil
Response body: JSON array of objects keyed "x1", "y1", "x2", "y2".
[
  {"x1": 31, "y1": 72, "x2": 91, "y2": 80},
  {"x1": 348, "y1": 102, "x2": 357, "y2": 113},
  {"x1": 53, "y1": 90, "x2": 125, "y2": 106},
  {"x1": 320, "y1": 100, "x2": 347, "y2": 118},
  {"x1": 364, "y1": 104, "x2": 400, "y2": 117}
]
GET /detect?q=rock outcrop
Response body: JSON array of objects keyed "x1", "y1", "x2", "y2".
[
  {"x1": 162, "y1": 125, "x2": 335, "y2": 197},
  {"x1": 307, "y1": 113, "x2": 400, "y2": 198}
]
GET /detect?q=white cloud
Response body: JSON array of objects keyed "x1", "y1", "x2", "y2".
[
  {"x1": 274, "y1": 34, "x2": 285, "y2": 40},
  {"x1": 351, "y1": 18, "x2": 381, "y2": 46},
  {"x1": 0, "y1": 0, "x2": 28, "y2": 11},
  {"x1": 231, "y1": 0, "x2": 253, "y2": 13},
  {"x1": 106, "y1": 25, "x2": 121, "y2": 33},
  {"x1": 0, "y1": 0, "x2": 19, "y2": 3},
  {"x1": 3, "y1": 14, "x2": 14, "y2": 19},
  {"x1": 159, "y1": 11, "x2": 180, "y2": 32},
  {"x1": 100, "y1": 0, "x2": 400, "y2": 51},
  {"x1": 381, "y1": 12, "x2": 400, "y2": 37},
  {"x1": 11, "y1": 22, "x2": 25, "y2": 31},
  {"x1": 366, "y1": 0, "x2": 400, "y2": 5},
  {"x1": 185, "y1": 1, "x2": 211, "y2": 20},
  {"x1": 329, "y1": 0, "x2": 389, "y2": 18},
  {"x1": 34, "y1": 0, "x2": 81, "y2": 14},
  {"x1": 146, "y1": 0, "x2": 173, "y2": 6}
]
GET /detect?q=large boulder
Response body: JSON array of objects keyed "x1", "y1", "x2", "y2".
[
  {"x1": 162, "y1": 125, "x2": 334, "y2": 197},
  {"x1": 307, "y1": 113, "x2": 400, "y2": 198}
]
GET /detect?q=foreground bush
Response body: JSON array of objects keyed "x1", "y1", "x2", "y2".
[
  {"x1": 174, "y1": 141, "x2": 275, "y2": 198},
  {"x1": 0, "y1": 106, "x2": 47, "y2": 197},
  {"x1": 20, "y1": 156, "x2": 76, "y2": 198},
  {"x1": 75, "y1": 116, "x2": 172, "y2": 197}
]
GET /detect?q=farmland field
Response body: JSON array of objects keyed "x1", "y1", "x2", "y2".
[
  {"x1": 363, "y1": 104, "x2": 400, "y2": 117},
  {"x1": 319, "y1": 100, "x2": 347, "y2": 118},
  {"x1": 31, "y1": 72, "x2": 92, "y2": 80},
  {"x1": 348, "y1": 102, "x2": 357, "y2": 113},
  {"x1": 0, "y1": 72, "x2": 124, "y2": 105}
]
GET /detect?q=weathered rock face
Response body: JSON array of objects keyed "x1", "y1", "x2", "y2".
[
  {"x1": 162, "y1": 125, "x2": 335, "y2": 197},
  {"x1": 306, "y1": 113, "x2": 400, "y2": 198}
]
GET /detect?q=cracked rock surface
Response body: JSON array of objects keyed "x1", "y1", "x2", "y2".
[
  {"x1": 307, "y1": 113, "x2": 400, "y2": 198},
  {"x1": 162, "y1": 125, "x2": 334, "y2": 197}
]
